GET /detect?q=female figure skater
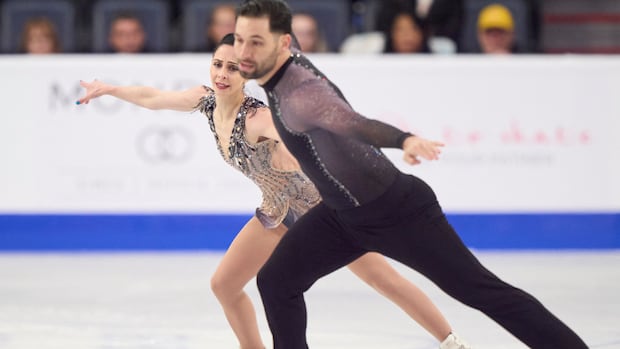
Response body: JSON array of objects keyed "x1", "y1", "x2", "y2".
[{"x1": 77, "y1": 34, "x2": 470, "y2": 349}]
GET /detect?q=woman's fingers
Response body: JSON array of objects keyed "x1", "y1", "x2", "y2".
[{"x1": 76, "y1": 79, "x2": 99, "y2": 105}]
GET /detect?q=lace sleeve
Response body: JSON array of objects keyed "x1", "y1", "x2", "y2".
[
  {"x1": 202, "y1": 85, "x2": 214, "y2": 95},
  {"x1": 192, "y1": 92, "x2": 216, "y2": 117}
]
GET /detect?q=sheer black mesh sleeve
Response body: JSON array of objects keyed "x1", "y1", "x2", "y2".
[
  {"x1": 285, "y1": 79, "x2": 411, "y2": 149},
  {"x1": 263, "y1": 55, "x2": 407, "y2": 208}
]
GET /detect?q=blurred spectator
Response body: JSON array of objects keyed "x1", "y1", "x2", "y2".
[
  {"x1": 375, "y1": 0, "x2": 457, "y2": 53},
  {"x1": 523, "y1": 0, "x2": 541, "y2": 53},
  {"x1": 339, "y1": 31, "x2": 384, "y2": 54},
  {"x1": 477, "y1": 4, "x2": 516, "y2": 54},
  {"x1": 20, "y1": 17, "x2": 61, "y2": 54},
  {"x1": 108, "y1": 13, "x2": 147, "y2": 53},
  {"x1": 383, "y1": 6, "x2": 430, "y2": 53},
  {"x1": 292, "y1": 12, "x2": 328, "y2": 53},
  {"x1": 340, "y1": 1, "x2": 430, "y2": 54},
  {"x1": 424, "y1": 0, "x2": 464, "y2": 51},
  {"x1": 205, "y1": 3, "x2": 236, "y2": 52}
]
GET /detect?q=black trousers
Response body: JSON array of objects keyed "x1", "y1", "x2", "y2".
[{"x1": 257, "y1": 173, "x2": 588, "y2": 349}]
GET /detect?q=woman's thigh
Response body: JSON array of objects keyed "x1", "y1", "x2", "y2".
[{"x1": 213, "y1": 216, "x2": 287, "y2": 290}]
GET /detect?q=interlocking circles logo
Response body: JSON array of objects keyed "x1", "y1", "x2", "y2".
[{"x1": 136, "y1": 126, "x2": 194, "y2": 164}]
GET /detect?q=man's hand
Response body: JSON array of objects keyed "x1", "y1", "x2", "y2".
[{"x1": 402, "y1": 135, "x2": 444, "y2": 165}]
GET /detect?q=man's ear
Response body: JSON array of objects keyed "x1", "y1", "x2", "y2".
[{"x1": 280, "y1": 33, "x2": 292, "y2": 50}]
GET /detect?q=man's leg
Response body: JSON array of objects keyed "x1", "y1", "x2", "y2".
[
  {"x1": 350, "y1": 174, "x2": 588, "y2": 349},
  {"x1": 256, "y1": 203, "x2": 366, "y2": 349}
]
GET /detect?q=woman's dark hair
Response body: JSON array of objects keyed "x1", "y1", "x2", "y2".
[
  {"x1": 382, "y1": 7, "x2": 430, "y2": 53},
  {"x1": 215, "y1": 32, "x2": 235, "y2": 51},
  {"x1": 236, "y1": 0, "x2": 292, "y2": 34}
]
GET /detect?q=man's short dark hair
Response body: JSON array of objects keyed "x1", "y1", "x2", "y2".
[
  {"x1": 236, "y1": 0, "x2": 292, "y2": 34},
  {"x1": 111, "y1": 12, "x2": 143, "y2": 26}
]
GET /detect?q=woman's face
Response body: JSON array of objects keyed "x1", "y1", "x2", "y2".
[
  {"x1": 210, "y1": 44, "x2": 245, "y2": 98},
  {"x1": 391, "y1": 14, "x2": 423, "y2": 53},
  {"x1": 26, "y1": 27, "x2": 55, "y2": 54}
]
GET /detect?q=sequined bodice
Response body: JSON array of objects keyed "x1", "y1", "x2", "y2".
[{"x1": 197, "y1": 95, "x2": 321, "y2": 228}]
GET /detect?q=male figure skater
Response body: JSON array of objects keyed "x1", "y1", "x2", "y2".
[{"x1": 233, "y1": 1, "x2": 589, "y2": 348}]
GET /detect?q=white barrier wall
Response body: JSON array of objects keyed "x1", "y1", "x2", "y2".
[{"x1": 1, "y1": 54, "x2": 619, "y2": 214}]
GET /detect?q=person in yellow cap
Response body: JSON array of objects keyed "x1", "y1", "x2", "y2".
[{"x1": 477, "y1": 3, "x2": 516, "y2": 54}]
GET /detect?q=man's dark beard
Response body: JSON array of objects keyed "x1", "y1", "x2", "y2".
[
  {"x1": 240, "y1": 70, "x2": 255, "y2": 79},
  {"x1": 239, "y1": 48, "x2": 279, "y2": 79},
  {"x1": 241, "y1": 63, "x2": 273, "y2": 80}
]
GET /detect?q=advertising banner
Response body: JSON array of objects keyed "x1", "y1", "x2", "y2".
[{"x1": 1, "y1": 55, "x2": 618, "y2": 249}]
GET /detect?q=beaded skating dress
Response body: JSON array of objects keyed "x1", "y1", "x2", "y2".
[{"x1": 197, "y1": 94, "x2": 321, "y2": 229}]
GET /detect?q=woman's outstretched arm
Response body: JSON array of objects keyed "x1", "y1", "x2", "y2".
[{"x1": 76, "y1": 79, "x2": 210, "y2": 112}]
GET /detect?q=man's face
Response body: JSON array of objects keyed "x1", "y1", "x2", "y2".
[
  {"x1": 292, "y1": 14, "x2": 319, "y2": 53},
  {"x1": 478, "y1": 28, "x2": 514, "y2": 54},
  {"x1": 234, "y1": 16, "x2": 282, "y2": 81},
  {"x1": 208, "y1": 6, "x2": 236, "y2": 44},
  {"x1": 109, "y1": 19, "x2": 146, "y2": 53}
]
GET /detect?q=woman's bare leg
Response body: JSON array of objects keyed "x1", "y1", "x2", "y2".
[
  {"x1": 210, "y1": 216, "x2": 287, "y2": 349},
  {"x1": 347, "y1": 252, "x2": 452, "y2": 342},
  {"x1": 213, "y1": 219, "x2": 453, "y2": 346}
]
